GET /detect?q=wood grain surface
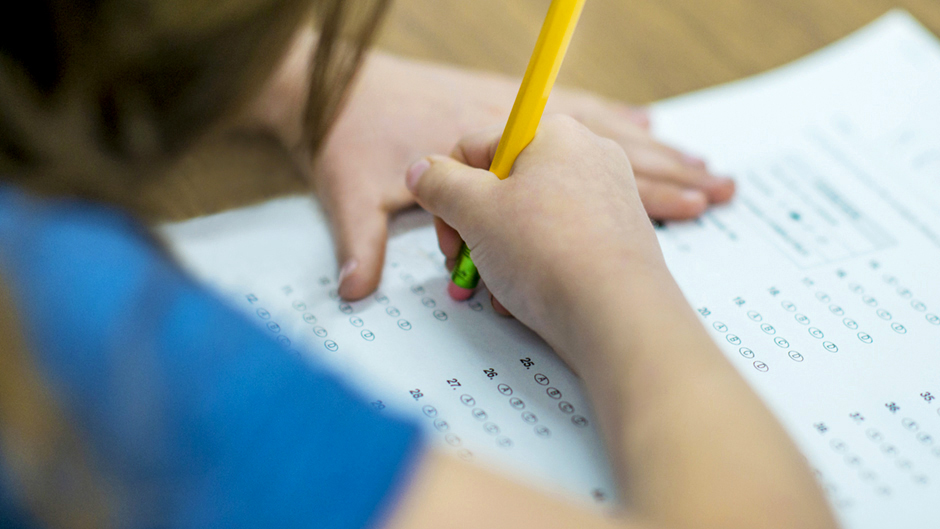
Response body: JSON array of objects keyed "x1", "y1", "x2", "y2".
[{"x1": 147, "y1": 0, "x2": 940, "y2": 221}]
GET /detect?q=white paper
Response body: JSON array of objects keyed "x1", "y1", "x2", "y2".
[
  {"x1": 651, "y1": 10, "x2": 940, "y2": 529},
  {"x1": 161, "y1": 10, "x2": 940, "y2": 527},
  {"x1": 160, "y1": 200, "x2": 618, "y2": 508}
]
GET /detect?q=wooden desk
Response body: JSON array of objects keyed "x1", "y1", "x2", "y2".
[{"x1": 147, "y1": 0, "x2": 940, "y2": 221}]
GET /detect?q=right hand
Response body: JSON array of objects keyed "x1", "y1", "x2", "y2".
[{"x1": 405, "y1": 115, "x2": 674, "y2": 354}]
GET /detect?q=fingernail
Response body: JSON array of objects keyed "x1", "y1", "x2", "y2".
[
  {"x1": 682, "y1": 189, "x2": 708, "y2": 206},
  {"x1": 682, "y1": 153, "x2": 707, "y2": 168},
  {"x1": 406, "y1": 158, "x2": 431, "y2": 192},
  {"x1": 627, "y1": 107, "x2": 651, "y2": 127},
  {"x1": 337, "y1": 259, "x2": 358, "y2": 294}
]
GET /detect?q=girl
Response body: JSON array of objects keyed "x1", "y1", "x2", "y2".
[{"x1": 0, "y1": 1, "x2": 836, "y2": 528}]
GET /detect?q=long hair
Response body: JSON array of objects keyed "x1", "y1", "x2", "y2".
[{"x1": 0, "y1": 1, "x2": 388, "y2": 526}]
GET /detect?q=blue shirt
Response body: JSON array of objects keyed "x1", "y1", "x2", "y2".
[{"x1": 0, "y1": 186, "x2": 422, "y2": 529}]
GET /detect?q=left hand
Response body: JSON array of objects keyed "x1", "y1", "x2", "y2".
[{"x1": 252, "y1": 30, "x2": 734, "y2": 300}]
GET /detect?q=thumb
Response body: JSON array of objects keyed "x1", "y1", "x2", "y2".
[{"x1": 406, "y1": 155, "x2": 498, "y2": 230}]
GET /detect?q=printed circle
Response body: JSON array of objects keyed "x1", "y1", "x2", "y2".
[
  {"x1": 410, "y1": 285, "x2": 426, "y2": 295},
  {"x1": 374, "y1": 293, "x2": 389, "y2": 304},
  {"x1": 546, "y1": 387, "x2": 563, "y2": 400},
  {"x1": 521, "y1": 411, "x2": 538, "y2": 424},
  {"x1": 927, "y1": 314, "x2": 940, "y2": 326},
  {"x1": 483, "y1": 422, "x2": 500, "y2": 435},
  {"x1": 434, "y1": 419, "x2": 449, "y2": 432},
  {"x1": 460, "y1": 394, "x2": 476, "y2": 406},
  {"x1": 891, "y1": 322, "x2": 907, "y2": 334},
  {"x1": 386, "y1": 306, "x2": 400, "y2": 317},
  {"x1": 422, "y1": 297, "x2": 437, "y2": 308},
  {"x1": 433, "y1": 310, "x2": 448, "y2": 321},
  {"x1": 399, "y1": 272, "x2": 414, "y2": 283},
  {"x1": 713, "y1": 321, "x2": 729, "y2": 333},
  {"x1": 266, "y1": 321, "x2": 281, "y2": 333},
  {"x1": 862, "y1": 295, "x2": 878, "y2": 307},
  {"x1": 458, "y1": 449, "x2": 473, "y2": 461},
  {"x1": 761, "y1": 323, "x2": 776, "y2": 335},
  {"x1": 739, "y1": 347, "x2": 755, "y2": 359},
  {"x1": 781, "y1": 301, "x2": 797, "y2": 312},
  {"x1": 324, "y1": 340, "x2": 338, "y2": 352},
  {"x1": 302, "y1": 313, "x2": 317, "y2": 324},
  {"x1": 256, "y1": 308, "x2": 271, "y2": 320},
  {"x1": 422, "y1": 405, "x2": 438, "y2": 418},
  {"x1": 468, "y1": 301, "x2": 484, "y2": 312},
  {"x1": 897, "y1": 287, "x2": 912, "y2": 299},
  {"x1": 313, "y1": 326, "x2": 328, "y2": 337},
  {"x1": 338, "y1": 303, "x2": 353, "y2": 314},
  {"x1": 830, "y1": 439, "x2": 848, "y2": 453},
  {"x1": 726, "y1": 334, "x2": 742, "y2": 345},
  {"x1": 822, "y1": 341, "x2": 839, "y2": 353},
  {"x1": 849, "y1": 283, "x2": 864, "y2": 294},
  {"x1": 829, "y1": 305, "x2": 844, "y2": 316},
  {"x1": 774, "y1": 337, "x2": 789, "y2": 348},
  {"x1": 558, "y1": 401, "x2": 575, "y2": 414},
  {"x1": 445, "y1": 434, "x2": 462, "y2": 446},
  {"x1": 816, "y1": 292, "x2": 831, "y2": 303},
  {"x1": 534, "y1": 373, "x2": 550, "y2": 385},
  {"x1": 497, "y1": 384, "x2": 513, "y2": 396},
  {"x1": 876, "y1": 309, "x2": 892, "y2": 321},
  {"x1": 912, "y1": 474, "x2": 929, "y2": 485},
  {"x1": 509, "y1": 397, "x2": 525, "y2": 410},
  {"x1": 753, "y1": 361, "x2": 769, "y2": 372},
  {"x1": 857, "y1": 332, "x2": 873, "y2": 344},
  {"x1": 844, "y1": 455, "x2": 862, "y2": 467},
  {"x1": 918, "y1": 433, "x2": 934, "y2": 446},
  {"x1": 397, "y1": 319, "x2": 412, "y2": 331},
  {"x1": 880, "y1": 444, "x2": 898, "y2": 456},
  {"x1": 902, "y1": 418, "x2": 918, "y2": 431},
  {"x1": 808, "y1": 327, "x2": 824, "y2": 339},
  {"x1": 571, "y1": 415, "x2": 589, "y2": 428},
  {"x1": 360, "y1": 329, "x2": 375, "y2": 341},
  {"x1": 747, "y1": 311, "x2": 762, "y2": 321},
  {"x1": 788, "y1": 351, "x2": 804, "y2": 362},
  {"x1": 472, "y1": 408, "x2": 488, "y2": 421},
  {"x1": 795, "y1": 313, "x2": 811, "y2": 325},
  {"x1": 534, "y1": 425, "x2": 551, "y2": 437},
  {"x1": 349, "y1": 316, "x2": 364, "y2": 327},
  {"x1": 843, "y1": 318, "x2": 858, "y2": 330},
  {"x1": 911, "y1": 300, "x2": 926, "y2": 312},
  {"x1": 865, "y1": 429, "x2": 884, "y2": 442},
  {"x1": 328, "y1": 289, "x2": 339, "y2": 300},
  {"x1": 883, "y1": 275, "x2": 897, "y2": 285},
  {"x1": 276, "y1": 335, "x2": 290, "y2": 347},
  {"x1": 292, "y1": 300, "x2": 306, "y2": 311},
  {"x1": 496, "y1": 436, "x2": 513, "y2": 448}
]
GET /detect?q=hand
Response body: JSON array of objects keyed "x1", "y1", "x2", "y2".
[
  {"x1": 253, "y1": 31, "x2": 733, "y2": 300},
  {"x1": 405, "y1": 116, "x2": 672, "y2": 354}
]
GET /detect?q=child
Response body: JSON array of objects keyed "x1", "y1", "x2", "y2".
[{"x1": 0, "y1": 1, "x2": 835, "y2": 528}]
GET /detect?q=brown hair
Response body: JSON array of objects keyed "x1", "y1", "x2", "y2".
[
  {"x1": 0, "y1": 0, "x2": 388, "y2": 526},
  {"x1": 0, "y1": 0, "x2": 388, "y2": 209}
]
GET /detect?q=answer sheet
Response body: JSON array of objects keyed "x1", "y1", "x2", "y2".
[{"x1": 161, "y1": 11, "x2": 940, "y2": 527}]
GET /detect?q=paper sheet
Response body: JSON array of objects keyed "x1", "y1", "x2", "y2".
[{"x1": 161, "y1": 10, "x2": 940, "y2": 526}]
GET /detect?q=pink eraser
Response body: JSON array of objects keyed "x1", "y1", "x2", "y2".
[{"x1": 447, "y1": 281, "x2": 475, "y2": 301}]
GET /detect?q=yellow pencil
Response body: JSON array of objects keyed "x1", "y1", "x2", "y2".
[{"x1": 449, "y1": 0, "x2": 587, "y2": 300}]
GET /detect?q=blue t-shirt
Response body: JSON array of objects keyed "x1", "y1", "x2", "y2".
[{"x1": 0, "y1": 186, "x2": 422, "y2": 529}]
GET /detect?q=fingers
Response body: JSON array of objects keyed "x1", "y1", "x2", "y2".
[
  {"x1": 329, "y1": 195, "x2": 390, "y2": 301},
  {"x1": 627, "y1": 139, "x2": 735, "y2": 204},
  {"x1": 406, "y1": 156, "x2": 498, "y2": 230},
  {"x1": 449, "y1": 125, "x2": 503, "y2": 169},
  {"x1": 434, "y1": 217, "x2": 463, "y2": 259},
  {"x1": 636, "y1": 178, "x2": 709, "y2": 220}
]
